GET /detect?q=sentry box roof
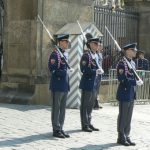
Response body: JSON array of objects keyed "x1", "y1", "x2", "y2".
[{"x1": 55, "y1": 22, "x2": 103, "y2": 37}]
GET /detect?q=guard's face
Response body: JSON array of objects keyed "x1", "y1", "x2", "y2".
[
  {"x1": 97, "y1": 43, "x2": 103, "y2": 52},
  {"x1": 128, "y1": 48, "x2": 137, "y2": 58},
  {"x1": 90, "y1": 42, "x2": 100, "y2": 52},
  {"x1": 59, "y1": 40, "x2": 70, "y2": 50}
]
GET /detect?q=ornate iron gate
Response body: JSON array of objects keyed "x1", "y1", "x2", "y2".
[{"x1": 94, "y1": 2, "x2": 139, "y2": 75}]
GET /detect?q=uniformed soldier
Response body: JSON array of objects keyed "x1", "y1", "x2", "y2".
[
  {"x1": 94, "y1": 39, "x2": 104, "y2": 109},
  {"x1": 79, "y1": 36, "x2": 102, "y2": 132},
  {"x1": 135, "y1": 50, "x2": 149, "y2": 70},
  {"x1": 116, "y1": 43, "x2": 142, "y2": 146},
  {"x1": 48, "y1": 34, "x2": 71, "y2": 138}
]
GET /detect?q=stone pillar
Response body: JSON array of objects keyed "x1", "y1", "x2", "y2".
[
  {"x1": 0, "y1": 0, "x2": 38, "y2": 104},
  {"x1": 125, "y1": 0, "x2": 150, "y2": 58},
  {"x1": 3, "y1": 0, "x2": 37, "y2": 80}
]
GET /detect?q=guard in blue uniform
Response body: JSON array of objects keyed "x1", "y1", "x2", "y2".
[
  {"x1": 48, "y1": 34, "x2": 70, "y2": 138},
  {"x1": 116, "y1": 43, "x2": 142, "y2": 146},
  {"x1": 135, "y1": 50, "x2": 149, "y2": 70},
  {"x1": 79, "y1": 36, "x2": 102, "y2": 132}
]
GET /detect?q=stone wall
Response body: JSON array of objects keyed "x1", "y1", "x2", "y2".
[
  {"x1": 0, "y1": 0, "x2": 38, "y2": 104},
  {"x1": 3, "y1": 0, "x2": 37, "y2": 80},
  {"x1": 1, "y1": 0, "x2": 94, "y2": 105},
  {"x1": 125, "y1": 0, "x2": 150, "y2": 59},
  {"x1": 35, "y1": 0, "x2": 95, "y2": 104},
  {"x1": 37, "y1": 0, "x2": 94, "y2": 77}
]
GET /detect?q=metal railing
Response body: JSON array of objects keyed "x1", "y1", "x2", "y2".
[{"x1": 108, "y1": 69, "x2": 150, "y2": 105}]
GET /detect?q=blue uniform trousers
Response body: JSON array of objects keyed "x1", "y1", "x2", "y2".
[
  {"x1": 51, "y1": 92, "x2": 68, "y2": 131},
  {"x1": 117, "y1": 101, "x2": 134, "y2": 140},
  {"x1": 80, "y1": 90, "x2": 97, "y2": 127}
]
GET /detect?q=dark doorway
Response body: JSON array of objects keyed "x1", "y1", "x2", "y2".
[{"x1": 0, "y1": 0, "x2": 4, "y2": 78}]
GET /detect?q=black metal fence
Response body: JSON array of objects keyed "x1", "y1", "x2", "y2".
[{"x1": 94, "y1": 2, "x2": 139, "y2": 76}]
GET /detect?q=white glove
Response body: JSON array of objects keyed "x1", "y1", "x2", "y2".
[
  {"x1": 96, "y1": 68, "x2": 104, "y2": 75},
  {"x1": 69, "y1": 68, "x2": 75, "y2": 73},
  {"x1": 136, "y1": 79, "x2": 144, "y2": 86}
]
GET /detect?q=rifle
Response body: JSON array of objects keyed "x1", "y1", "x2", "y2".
[
  {"x1": 38, "y1": 15, "x2": 71, "y2": 69},
  {"x1": 105, "y1": 26, "x2": 143, "y2": 83},
  {"x1": 77, "y1": 20, "x2": 104, "y2": 74}
]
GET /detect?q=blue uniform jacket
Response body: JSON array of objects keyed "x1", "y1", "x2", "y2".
[
  {"x1": 116, "y1": 58, "x2": 136, "y2": 102},
  {"x1": 79, "y1": 51, "x2": 98, "y2": 91},
  {"x1": 48, "y1": 48, "x2": 70, "y2": 92},
  {"x1": 135, "y1": 58, "x2": 149, "y2": 70}
]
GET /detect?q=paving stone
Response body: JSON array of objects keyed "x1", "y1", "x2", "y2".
[{"x1": 0, "y1": 103, "x2": 150, "y2": 150}]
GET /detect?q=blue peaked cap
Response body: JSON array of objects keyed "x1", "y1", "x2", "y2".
[
  {"x1": 87, "y1": 37, "x2": 102, "y2": 43},
  {"x1": 57, "y1": 34, "x2": 69, "y2": 41},
  {"x1": 123, "y1": 43, "x2": 137, "y2": 51}
]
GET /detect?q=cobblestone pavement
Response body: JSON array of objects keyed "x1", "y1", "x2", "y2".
[{"x1": 0, "y1": 103, "x2": 150, "y2": 150}]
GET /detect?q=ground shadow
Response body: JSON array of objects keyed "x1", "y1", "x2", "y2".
[
  {"x1": 67, "y1": 129, "x2": 83, "y2": 134},
  {"x1": 69, "y1": 143, "x2": 119, "y2": 150},
  {"x1": 0, "y1": 132, "x2": 57, "y2": 147},
  {"x1": 0, "y1": 103, "x2": 51, "y2": 112}
]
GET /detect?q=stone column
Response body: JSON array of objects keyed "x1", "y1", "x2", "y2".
[
  {"x1": 125, "y1": 0, "x2": 150, "y2": 58},
  {"x1": 0, "y1": 0, "x2": 39, "y2": 104}
]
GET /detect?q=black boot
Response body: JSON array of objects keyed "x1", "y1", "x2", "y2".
[
  {"x1": 89, "y1": 125, "x2": 99, "y2": 131},
  {"x1": 126, "y1": 137, "x2": 136, "y2": 146},
  {"x1": 99, "y1": 105, "x2": 103, "y2": 109},
  {"x1": 53, "y1": 130, "x2": 65, "y2": 138},
  {"x1": 117, "y1": 133, "x2": 130, "y2": 146},
  {"x1": 82, "y1": 126, "x2": 92, "y2": 132},
  {"x1": 61, "y1": 130, "x2": 70, "y2": 138},
  {"x1": 94, "y1": 99, "x2": 100, "y2": 110}
]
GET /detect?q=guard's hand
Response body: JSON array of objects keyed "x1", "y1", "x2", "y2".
[
  {"x1": 96, "y1": 68, "x2": 104, "y2": 75},
  {"x1": 69, "y1": 68, "x2": 75, "y2": 73},
  {"x1": 136, "y1": 79, "x2": 144, "y2": 86}
]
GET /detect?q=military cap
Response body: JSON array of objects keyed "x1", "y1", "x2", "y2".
[
  {"x1": 57, "y1": 34, "x2": 69, "y2": 41},
  {"x1": 86, "y1": 33, "x2": 93, "y2": 40},
  {"x1": 123, "y1": 43, "x2": 137, "y2": 51},
  {"x1": 87, "y1": 37, "x2": 101, "y2": 43}
]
